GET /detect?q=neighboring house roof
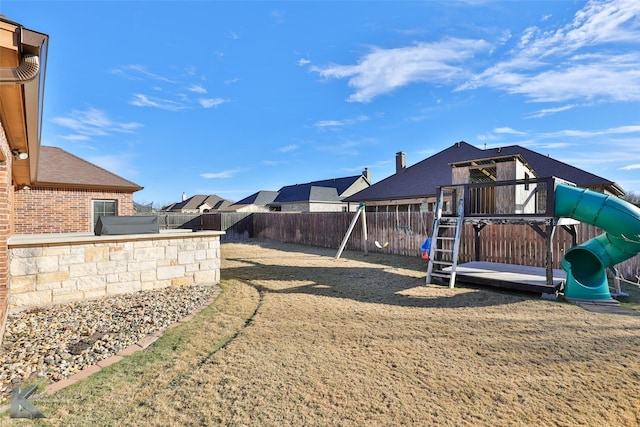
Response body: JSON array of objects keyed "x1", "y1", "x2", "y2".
[
  {"x1": 232, "y1": 190, "x2": 279, "y2": 206},
  {"x1": 163, "y1": 194, "x2": 233, "y2": 212},
  {"x1": 34, "y1": 146, "x2": 143, "y2": 192},
  {"x1": 272, "y1": 175, "x2": 363, "y2": 204},
  {"x1": 346, "y1": 141, "x2": 622, "y2": 202}
]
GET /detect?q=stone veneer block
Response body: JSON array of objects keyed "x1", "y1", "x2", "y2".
[
  {"x1": 9, "y1": 274, "x2": 36, "y2": 292},
  {"x1": 10, "y1": 289, "x2": 52, "y2": 307},
  {"x1": 85, "y1": 246, "x2": 108, "y2": 262},
  {"x1": 157, "y1": 265, "x2": 185, "y2": 280},
  {"x1": 107, "y1": 281, "x2": 142, "y2": 295},
  {"x1": 134, "y1": 246, "x2": 165, "y2": 261},
  {"x1": 37, "y1": 271, "x2": 70, "y2": 284}
]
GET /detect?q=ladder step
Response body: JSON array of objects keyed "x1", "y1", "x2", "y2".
[
  {"x1": 428, "y1": 190, "x2": 464, "y2": 289},
  {"x1": 430, "y1": 272, "x2": 451, "y2": 278}
]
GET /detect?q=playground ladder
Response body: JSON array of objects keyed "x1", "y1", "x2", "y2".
[{"x1": 426, "y1": 190, "x2": 465, "y2": 288}]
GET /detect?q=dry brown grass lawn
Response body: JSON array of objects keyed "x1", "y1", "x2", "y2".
[{"x1": 5, "y1": 240, "x2": 640, "y2": 426}]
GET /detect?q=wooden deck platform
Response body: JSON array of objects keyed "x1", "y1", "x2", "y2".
[{"x1": 444, "y1": 261, "x2": 566, "y2": 294}]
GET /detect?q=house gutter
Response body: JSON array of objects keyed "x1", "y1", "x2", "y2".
[
  {"x1": 0, "y1": 19, "x2": 49, "y2": 183},
  {"x1": 0, "y1": 53, "x2": 40, "y2": 83}
]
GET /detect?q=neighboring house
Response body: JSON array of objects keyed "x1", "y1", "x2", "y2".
[
  {"x1": 226, "y1": 169, "x2": 372, "y2": 213},
  {"x1": 13, "y1": 146, "x2": 143, "y2": 234},
  {"x1": 0, "y1": 15, "x2": 48, "y2": 340},
  {"x1": 346, "y1": 142, "x2": 623, "y2": 212},
  {"x1": 224, "y1": 190, "x2": 279, "y2": 212},
  {"x1": 162, "y1": 193, "x2": 233, "y2": 213},
  {"x1": 268, "y1": 169, "x2": 371, "y2": 212}
]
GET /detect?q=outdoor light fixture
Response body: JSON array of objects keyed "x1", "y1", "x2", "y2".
[
  {"x1": 20, "y1": 185, "x2": 30, "y2": 190},
  {"x1": 12, "y1": 150, "x2": 28, "y2": 161}
]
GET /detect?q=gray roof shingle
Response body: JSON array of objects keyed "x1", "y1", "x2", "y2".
[{"x1": 273, "y1": 175, "x2": 362, "y2": 203}]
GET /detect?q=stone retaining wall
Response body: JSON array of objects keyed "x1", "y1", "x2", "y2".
[{"x1": 7, "y1": 231, "x2": 224, "y2": 312}]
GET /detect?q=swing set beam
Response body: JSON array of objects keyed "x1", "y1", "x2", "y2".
[{"x1": 335, "y1": 204, "x2": 368, "y2": 259}]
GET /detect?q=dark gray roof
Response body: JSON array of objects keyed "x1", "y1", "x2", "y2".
[
  {"x1": 272, "y1": 175, "x2": 362, "y2": 204},
  {"x1": 164, "y1": 194, "x2": 232, "y2": 211},
  {"x1": 233, "y1": 190, "x2": 279, "y2": 206},
  {"x1": 309, "y1": 186, "x2": 341, "y2": 202},
  {"x1": 346, "y1": 141, "x2": 621, "y2": 202}
]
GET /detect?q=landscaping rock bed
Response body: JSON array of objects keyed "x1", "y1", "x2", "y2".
[{"x1": 0, "y1": 284, "x2": 218, "y2": 403}]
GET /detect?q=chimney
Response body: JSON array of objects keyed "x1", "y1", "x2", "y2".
[
  {"x1": 396, "y1": 152, "x2": 406, "y2": 174},
  {"x1": 363, "y1": 167, "x2": 371, "y2": 183},
  {"x1": 182, "y1": 192, "x2": 187, "y2": 201}
]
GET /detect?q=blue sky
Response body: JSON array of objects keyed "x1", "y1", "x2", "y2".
[{"x1": 2, "y1": 0, "x2": 639, "y2": 206}]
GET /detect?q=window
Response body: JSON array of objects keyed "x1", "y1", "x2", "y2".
[{"x1": 93, "y1": 200, "x2": 117, "y2": 227}]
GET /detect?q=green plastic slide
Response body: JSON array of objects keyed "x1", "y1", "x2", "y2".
[{"x1": 555, "y1": 182, "x2": 640, "y2": 301}]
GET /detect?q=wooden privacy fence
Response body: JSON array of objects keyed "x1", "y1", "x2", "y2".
[{"x1": 191, "y1": 212, "x2": 640, "y2": 280}]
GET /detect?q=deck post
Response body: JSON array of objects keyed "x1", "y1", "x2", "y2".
[
  {"x1": 473, "y1": 223, "x2": 486, "y2": 261},
  {"x1": 545, "y1": 224, "x2": 556, "y2": 287}
]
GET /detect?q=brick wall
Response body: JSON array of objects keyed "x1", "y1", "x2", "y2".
[
  {"x1": 14, "y1": 188, "x2": 135, "y2": 234},
  {"x1": 0, "y1": 124, "x2": 11, "y2": 342}
]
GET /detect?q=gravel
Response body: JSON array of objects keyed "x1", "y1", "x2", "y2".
[{"x1": 0, "y1": 284, "x2": 219, "y2": 403}]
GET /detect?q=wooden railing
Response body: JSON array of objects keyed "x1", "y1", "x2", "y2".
[{"x1": 439, "y1": 176, "x2": 559, "y2": 218}]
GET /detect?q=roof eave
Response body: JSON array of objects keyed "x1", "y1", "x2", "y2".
[
  {"x1": 32, "y1": 181, "x2": 144, "y2": 193},
  {"x1": 0, "y1": 19, "x2": 49, "y2": 188}
]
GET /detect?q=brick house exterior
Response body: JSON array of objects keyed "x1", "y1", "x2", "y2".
[
  {"x1": 13, "y1": 146, "x2": 142, "y2": 234},
  {"x1": 0, "y1": 127, "x2": 13, "y2": 343},
  {"x1": 0, "y1": 16, "x2": 49, "y2": 342},
  {"x1": 0, "y1": 16, "x2": 145, "y2": 343}
]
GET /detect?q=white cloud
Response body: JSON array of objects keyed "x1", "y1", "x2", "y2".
[
  {"x1": 313, "y1": 115, "x2": 369, "y2": 128},
  {"x1": 458, "y1": 0, "x2": 640, "y2": 103},
  {"x1": 494, "y1": 127, "x2": 526, "y2": 135},
  {"x1": 279, "y1": 144, "x2": 298, "y2": 153},
  {"x1": 538, "y1": 125, "x2": 640, "y2": 139},
  {"x1": 312, "y1": 38, "x2": 492, "y2": 102},
  {"x1": 130, "y1": 94, "x2": 186, "y2": 111},
  {"x1": 199, "y1": 98, "x2": 227, "y2": 108},
  {"x1": 58, "y1": 134, "x2": 90, "y2": 141},
  {"x1": 110, "y1": 64, "x2": 176, "y2": 83},
  {"x1": 200, "y1": 170, "x2": 239, "y2": 179},
  {"x1": 51, "y1": 108, "x2": 143, "y2": 139},
  {"x1": 526, "y1": 104, "x2": 576, "y2": 119},
  {"x1": 297, "y1": 58, "x2": 311, "y2": 66},
  {"x1": 621, "y1": 164, "x2": 640, "y2": 170},
  {"x1": 187, "y1": 84, "x2": 207, "y2": 94}
]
